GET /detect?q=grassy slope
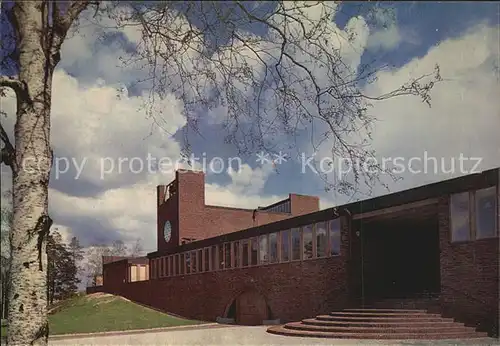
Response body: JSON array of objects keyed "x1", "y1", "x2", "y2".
[
  {"x1": 49, "y1": 293, "x2": 202, "y2": 334},
  {"x1": 3, "y1": 293, "x2": 201, "y2": 336}
]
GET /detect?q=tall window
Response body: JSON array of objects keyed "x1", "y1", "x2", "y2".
[
  {"x1": 204, "y1": 248, "x2": 210, "y2": 272},
  {"x1": 269, "y1": 233, "x2": 278, "y2": 263},
  {"x1": 198, "y1": 249, "x2": 203, "y2": 272},
  {"x1": 185, "y1": 252, "x2": 191, "y2": 274},
  {"x1": 233, "y1": 241, "x2": 240, "y2": 268},
  {"x1": 151, "y1": 260, "x2": 156, "y2": 279},
  {"x1": 174, "y1": 255, "x2": 179, "y2": 275},
  {"x1": 211, "y1": 246, "x2": 217, "y2": 271},
  {"x1": 180, "y1": 254, "x2": 185, "y2": 275},
  {"x1": 329, "y1": 218, "x2": 341, "y2": 256},
  {"x1": 475, "y1": 186, "x2": 497, "y2": 239},
  {"x1": 259, "y1": 235, "x2": 269, "y2": 264},
  {"x1": 291, "y1": 228, "x2": 301, "y2": 261},
  {"x1": 250, "y1": 238, "x2": 258, "y2": 265},
  {"x1": 218, "y1": 245, "x2": 224, "y2": 270},
  {"x1": 242, "y1": 240, "x2": 249, "y2": 267},
  {"x1": 303, "y1": 225, "x2": 313, "y2": 259},
  {"x1": 316, "y1": 222, "x2": 327, "y2": 258},
  {"x1": 281, "y1": 230, "x2": 290, "y2": 262},
  {"x1": 224, "y1": 243, "x2": 232, "y2": 269},
  {"x1": 450, "y1": 192, "x2": 471, "y2": 242},
  {"x1": 191, "y1": 251, "x2": 197, "y2": 273}
]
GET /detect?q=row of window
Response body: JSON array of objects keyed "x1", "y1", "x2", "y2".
[
  {"x1": 150, "y1": 218, "x2": 341, "y2": 279},
  {"x1": 262, "y1": 200, "x2": 291, "y2": 213},
  {"x1": 450, "y1": 185, "x2": 499, "y2": 242}
]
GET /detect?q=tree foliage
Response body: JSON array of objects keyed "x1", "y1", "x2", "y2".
[{"x1": 47, "y1": 231, "x2": 80, "y2": 305}]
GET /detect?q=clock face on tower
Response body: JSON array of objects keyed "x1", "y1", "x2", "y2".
[{"x1": 163, "y1": 221, "x2": 172, "y2": 243}]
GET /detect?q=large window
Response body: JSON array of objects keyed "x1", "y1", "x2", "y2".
[
  {"x1": 316, "y1": 222, "x2": 327, "y2": 258},
  {"x1": 224, "y1": 243, "x2": 232, "y2": 269},
  {"x1": 211, "y1": 246, "x2": 217, "y2": 271},
  {"x1": 191, "y1": 251, "x2": 197, "y2": 273},
  {"x1": 291, "y1": 228, "x2": 301, "y2": 261},
  {"x1": 233, "y1": 241, "x2": 240, "y2": 268},
  {"x1": 450, "y1": 192, "x2": 471, "y2": 242},
  {"x1": 218, "y1": 245, "x2": 224, "y2": 270},
  {"x1": 475, "y1": 186, "x2": 497, "y2": 239},
  {"x1": 250, "y1": 238, "x2": 258, "y2": 265},
  {"x1": 259, "y1": 235, "x2": 269, "y2": 264},
  {"x1": 204, "y1": 248, "x2": 210, "y2": 272},
  {"x1": 185, "y1": 252, "x2": 191, "y2": 274},
  {"x1": 329, "y1": 218, "x2": 341, "y2": 256},
  {"x1": 180, "y1": 253, "x2": 185, "y2": 275},
  {"x1": 280, "y1": 230, "x2": 290, "y2": 262},
  {"x1": 303, "y1": 225, "x2": 313, "y2": 259},
  {"x1": 242, "y1": 240, "x2": 249, "y2": 267},
  {"x1": 269, "y1": 233, "x2": 278, "y2": 263},
  {"x1": 197, "y1": 249, "x2": 203, "y2": 272}
]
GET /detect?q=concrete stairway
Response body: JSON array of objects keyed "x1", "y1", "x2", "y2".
[{"x1": 266, "y1": 308, "x2": 489, "y2": 339}]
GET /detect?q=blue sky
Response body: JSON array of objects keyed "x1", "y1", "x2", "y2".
[{"x1": 1, "y1": 2, "x2": 499, "y2": 259}]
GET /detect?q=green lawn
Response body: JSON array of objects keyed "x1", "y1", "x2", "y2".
[{"x1": 3, "y1": 293, "x2": 202, "y2": 336}]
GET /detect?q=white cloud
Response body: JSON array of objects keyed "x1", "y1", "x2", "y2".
[
  {"x1": 311, "y1": 23, "x2": 499, "y2": 199},
  {"x1": 49, "y1": 161, "x2": 281, "y2": 252},
  {"x1": 2, "y1": 70, "x2": 187, "y2": 188}
]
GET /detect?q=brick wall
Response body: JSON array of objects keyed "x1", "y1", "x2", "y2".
[
  {"x1": 438, "y1": 196, "x2": 499, "y2": 336},
  {"x1": 103, "y1": 256, "x2": 348, "y2": 324},
  {"x1": 157, "y1": 170, "x2": 320, "y2": 252},
  {"x1": 103, "y1": 260, "x2": 129, "y2": 289}
]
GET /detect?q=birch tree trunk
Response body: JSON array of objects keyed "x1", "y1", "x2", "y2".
[
  {"x1": 7, "y1": 2, "x2": 53, "y2": 344},
  {"x1": 1, "y1": 2, "x2": 91, "y2": 345}
]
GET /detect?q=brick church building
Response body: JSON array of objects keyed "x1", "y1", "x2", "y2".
[{"x1": 89, "y1": 168, "x2": 499, "y2": 339}]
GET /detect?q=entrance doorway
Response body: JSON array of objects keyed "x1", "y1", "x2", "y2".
[
  {"x1": 227, "y1": 291, "x2": 270, "y2": 325},
  {"x1": 350, "y1": 211, "x2": 441, "y2": 302}
]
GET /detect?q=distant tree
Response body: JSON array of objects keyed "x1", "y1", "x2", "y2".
[
  {"x1": 110, "y1": 240, "x2": 128, "y2": 256},
  {"x1": 129, "y1": 238, "x2": 144, "y2": 257},
  {"x1": 67, "y1": 236, "x2": 84, "y2": 275},
  {"x1": 85, "y1": 245, "x2": 111, "y2": 286},
  {"x1": 47, "y1": 231, "x2": 80, "y2": 305}
]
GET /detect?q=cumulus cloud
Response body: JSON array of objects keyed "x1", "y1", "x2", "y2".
[{"x1": 312, "y1": 22, "x2": 499, "y2": 203}]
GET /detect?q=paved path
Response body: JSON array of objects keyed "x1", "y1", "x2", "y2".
[{"x1": 48, "y1": 325, "x2": 499, "y2": 346}]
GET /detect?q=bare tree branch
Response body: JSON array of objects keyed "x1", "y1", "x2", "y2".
[
  {"x1": 0, "y1": 76, "x2": 24, "y2": 97},
  {"x1": 51, "y1": 1, "x2": 95, "y2": 58}
]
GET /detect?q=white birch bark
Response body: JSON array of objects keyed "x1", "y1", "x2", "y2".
[{"x1": 1, "y1": 2, "x2": 91, "y2": 345}]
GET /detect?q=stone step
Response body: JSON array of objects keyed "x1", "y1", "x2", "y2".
[
  {"x1": 316, "y1": 314, "x2": 451, "y2": 322},
  {"x1": 301, "y1": 318, "x2": 462, "y2": 328},
  {"x1": 343, "y1": 308, "x2": 427, "y2": 313},
  {"x1": 330, "y1": 311, "x2": 437, "y2": 317},
  {"x1": 267, "y1": 325, "x2": 489, "y2": 339},
  {"x1": 285, "y1": 322, "x2": 476, "y2": 334}
]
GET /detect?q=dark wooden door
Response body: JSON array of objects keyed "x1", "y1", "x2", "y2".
[{"x1": 236, "y1": 291, "x2": 268, "y2": 325}]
